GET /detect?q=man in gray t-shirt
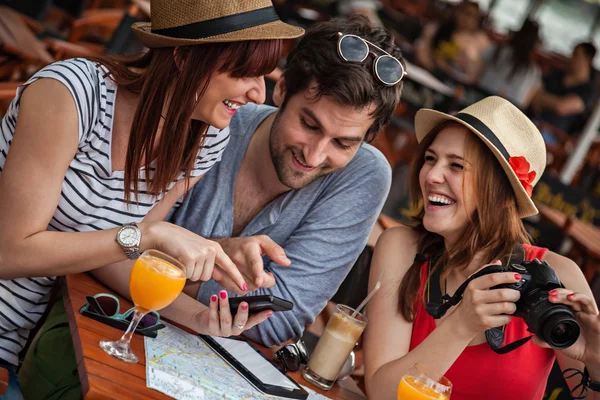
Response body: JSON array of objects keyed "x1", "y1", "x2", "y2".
[
  {"x1": 169, "y1": 102, "x2": 392, "y2": 345},
  {"x1": 166, "y1": 16, "x2": 405, "y2": 346},
  {"x1": 95, "y1": 15, "x2": 405, "y2": 346}
]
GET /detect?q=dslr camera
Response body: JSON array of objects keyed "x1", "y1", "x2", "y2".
[{"x1": 487, "y1": 258, "x2": 580, "y2": 349}]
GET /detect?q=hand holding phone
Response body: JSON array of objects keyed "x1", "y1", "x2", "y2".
[{"x1": 229, "y1": 295, "x2": 293, "y2": 315}]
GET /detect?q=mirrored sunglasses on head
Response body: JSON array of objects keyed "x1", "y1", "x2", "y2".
[
  {"x1": 274, "y1": 339, "x2": 309, "y2": 372},
  {"x1": 79, "y1": 293, "x2": 165, "y2": 338},
  {"x1": 334, "y1": 32, "x2": 407, "y2": 86}
]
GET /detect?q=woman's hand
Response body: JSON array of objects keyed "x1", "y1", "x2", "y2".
[
  {"x1": 450, "y1": 262, "x2": 522, "y2": 339},
  {"x1": 194, "y1": 290, "x2": 272, "y2": 337},
  {"x1": 533, "y1": 288, "x2": 600, "y2": 366},
  {"x1": 143, "y1": 221, "x2": 247, "y2": 291}
]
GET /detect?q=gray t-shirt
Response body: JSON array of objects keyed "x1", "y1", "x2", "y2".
[{"x1": 169, "y1": 103, "x2": 392, "y2": 346}]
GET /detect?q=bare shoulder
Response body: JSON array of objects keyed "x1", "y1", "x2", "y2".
[
  {"x1": 543, "y1": 251, "x2": 591, "y2": 294},
  {"x1": 376, "y1": 224, "x2": 420, "y2": 254},
  {"x1": 372, "y1": 224, "x2": 420, "y2": 279},
  {"x1": 543, "y1": 251, "x2": 579, "y2": 274}
]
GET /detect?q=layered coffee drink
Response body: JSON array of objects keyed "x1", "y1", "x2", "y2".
[{"x1": 303, "y1": 304, "x2": 367, "y2": 390}]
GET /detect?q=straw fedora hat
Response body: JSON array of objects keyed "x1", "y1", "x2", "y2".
[
  {"x1": 132, "y1": 0, "x2": 305, "y2": 48},
  {"x1": 414, "y1": 96, "x2": 546, "y2": 218}
]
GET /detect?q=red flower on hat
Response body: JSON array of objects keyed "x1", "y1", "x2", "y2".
[{"x1": 509, "y1": 156, "x2": 536, "y2": 197}]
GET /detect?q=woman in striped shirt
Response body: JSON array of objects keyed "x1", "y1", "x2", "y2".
[{"x1": 0, "y1": 1, "x2": 303, "y2": 396}]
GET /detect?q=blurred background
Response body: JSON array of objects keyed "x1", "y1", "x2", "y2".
[{"x1": 0, "y1": 1, "x2": 599, "y2": 397}]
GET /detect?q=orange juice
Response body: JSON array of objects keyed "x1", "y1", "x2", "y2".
[
  {"x1": 129, "y1": 254, "x2": 186, "y2": 311},
  {"x1": 398, "y1": 376, "x2": 449, "y2": 400}
]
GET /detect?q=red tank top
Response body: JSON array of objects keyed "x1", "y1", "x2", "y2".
[{"x1": 409, "y1": 244, "x2": 556, "y2": 400}]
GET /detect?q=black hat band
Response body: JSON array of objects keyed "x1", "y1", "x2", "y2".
[{"x1": 455, "y1": 112, "x2": 510, "y2": 161}]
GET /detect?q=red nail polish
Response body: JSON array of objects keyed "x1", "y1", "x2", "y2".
[
  {"x1": 241, "y1": 304, "x2": 248, "y2": 310},
  {"x1": 549, "y1": 289, "x2": 557, "y2": 296},
  {"x1": 514, "y1": 274, "x2": 522, "y2": 280},
  {"x1": 211, "y1": 295, "x2": 217, "y2": 302},
  {"x1": 567, "y1": 293, "x2": 575, "y2": 299},
  {"x1": 219, "y1": 291, "x2": 227, "y2": 300},
  {"x1": 242, "y1": 283, "x2": 248, "y2": 291},
  {"x1": 549, "y1": 294, "x2": 557, "y2": 300}
]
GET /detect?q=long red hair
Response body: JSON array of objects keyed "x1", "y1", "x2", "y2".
[
  {"x1": 92, "y1": 39, "x2": 282, "y2": 202},
  {"x1": 397, "y1": 121, "x2": 531, "y2": 321}
]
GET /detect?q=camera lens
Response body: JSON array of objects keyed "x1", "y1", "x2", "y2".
[
  {"x1": 553, "y1": 323, "x2": 567, "y2": 337},
  {"x1": 540, "y1": 307, "x2": 580, "y2": 349}
]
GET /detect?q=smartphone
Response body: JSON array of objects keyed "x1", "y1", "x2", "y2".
[{"x1": 229, "y1": 295, "x2": 294, "y2": 315}]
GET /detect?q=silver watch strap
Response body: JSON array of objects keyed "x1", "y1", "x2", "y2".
[{"x1": 124, "y1": 247, "x2": 141, "y2": 260}]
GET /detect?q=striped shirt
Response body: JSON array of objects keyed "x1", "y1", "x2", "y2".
[{"x1": 0, "y1": 58, "x2": 230, "y2": 365}]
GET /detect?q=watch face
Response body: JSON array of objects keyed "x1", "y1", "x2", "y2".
[{"x1": 119, "y1": 226, "x2": 140, "y2": 247}]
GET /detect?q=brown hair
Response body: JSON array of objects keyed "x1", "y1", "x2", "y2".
[
  {"x1": 281, "y1": 15, "x2": 404, "y2": 142},
  {"x1": 397, "y1": 121, "x2": 531, "y2": 321},
  {"x1": 92, "y1": 39, "x2": 282, "y2": 202}
]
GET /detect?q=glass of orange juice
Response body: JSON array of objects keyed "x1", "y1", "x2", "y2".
[
  {"x1": 397, "y1": 364, "x2": 452, "y2": 400},
  {"x1": 99, "y1": 249, "x2": 185, "y2": 363}
]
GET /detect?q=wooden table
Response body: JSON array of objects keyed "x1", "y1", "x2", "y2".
[
  {"x1": 537, "y1": 203, "x2": 600, "y2": 281},
  {"x1": 0, "y1": 6, "x2": 53, "y2": 64},
  {"x1": 62, "y1": 273, "x2": 367, "y2": 400}
]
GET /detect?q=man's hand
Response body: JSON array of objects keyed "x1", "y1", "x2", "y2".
[{"x1": 214, "y1": 235, "x2": 291, "y2": 294}]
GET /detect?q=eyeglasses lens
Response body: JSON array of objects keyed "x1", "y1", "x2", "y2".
[
  {"x1": 376, "y1": 55, "x2": 404, "y2": 85},
  {"x1": 92, "y1": 296, "x2": 119, "y2": 316},
  {"x1": 339, "y1": 35, "x2": 369, "y2": 62},
  {"x1": 125, "y1": 311, "x2": 158, "y2": 328}
]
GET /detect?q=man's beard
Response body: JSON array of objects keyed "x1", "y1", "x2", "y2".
[{"x1": 268, "y1": 114, "x2": 335, "y2": 189}]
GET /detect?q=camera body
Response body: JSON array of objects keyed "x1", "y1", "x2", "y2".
[{"x1": 482, "y1": 258, "x2": 580, "y2": 349}]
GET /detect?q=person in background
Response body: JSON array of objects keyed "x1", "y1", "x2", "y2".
[
  {"x1": 532, "y1": 42, "x2": 597, "y2": 138},
  {"x1": 478, "y1": 18, "x2": 541, "y2": 109},
  {"x1": 364, "y1": 96, "x2": 600, "y2": 400},
  {"x1": 337, "y1": 0, "x2": 384, "y2": 27},
  {"x1": 415, "y1": 0, "x2": 490, "y2": 83},
  {"x1": 4, "y1": 0, "x2": 303, "y2": 398}
]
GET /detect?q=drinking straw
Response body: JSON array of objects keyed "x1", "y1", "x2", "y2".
[{"x1": 352, "y1": 272, "x2": 383, "y2": 318}]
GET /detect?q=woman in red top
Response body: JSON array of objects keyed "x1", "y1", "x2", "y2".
[{"x1": 364, "y1": 96, "x2": 600, "y2": 399}]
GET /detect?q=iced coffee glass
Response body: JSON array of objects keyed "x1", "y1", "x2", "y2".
[{"x1": 302, "y1": 304, "x2": 367, "y2": 390}]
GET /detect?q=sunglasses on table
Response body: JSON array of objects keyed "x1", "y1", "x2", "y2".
[
  {"x1": 79, "y1": 293, "x2": 165, "y2": 338},
  {"x1": 273, "y1": 339, "x2": 309, "y2": 372},
  {"x1": 334, "y1": 32, "x2": 407, "y2": 86}
]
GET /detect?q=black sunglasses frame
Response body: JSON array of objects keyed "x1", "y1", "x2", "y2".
[
  {"x1": 335, "y1": 32, "x2": 407, "y2": 87},
  {"x1": 274, "y1": 339, "x2": 309, "y2": 372}
]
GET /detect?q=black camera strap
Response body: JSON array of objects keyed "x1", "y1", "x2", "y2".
[{"x1": 424, "y1": 244, "x2": 534, "y2": 354}]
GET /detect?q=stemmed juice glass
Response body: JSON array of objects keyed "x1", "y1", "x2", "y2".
[
  {"x1": 99, "y1": 249, "x2": 186, "y2": 363},
  {"x1": 397, "y1": 364, "x2": 452, "y2": 400}
]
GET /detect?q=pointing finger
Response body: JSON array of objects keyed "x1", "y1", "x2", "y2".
[{"x1": 258, "y1": 236, "x2": 290, "y2": 266}]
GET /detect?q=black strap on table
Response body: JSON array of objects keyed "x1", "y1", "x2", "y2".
[{"x1": 152, "y1": 6, "x2": 280, "y2": 39}]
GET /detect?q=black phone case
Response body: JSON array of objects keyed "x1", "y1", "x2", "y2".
[{"x1": 229, "y1": 295, "x2": 293, "y2": 315}]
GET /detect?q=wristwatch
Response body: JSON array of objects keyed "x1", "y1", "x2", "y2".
[{"x1": 116, "y1": 223, "x2": 141, "y2": 260}]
